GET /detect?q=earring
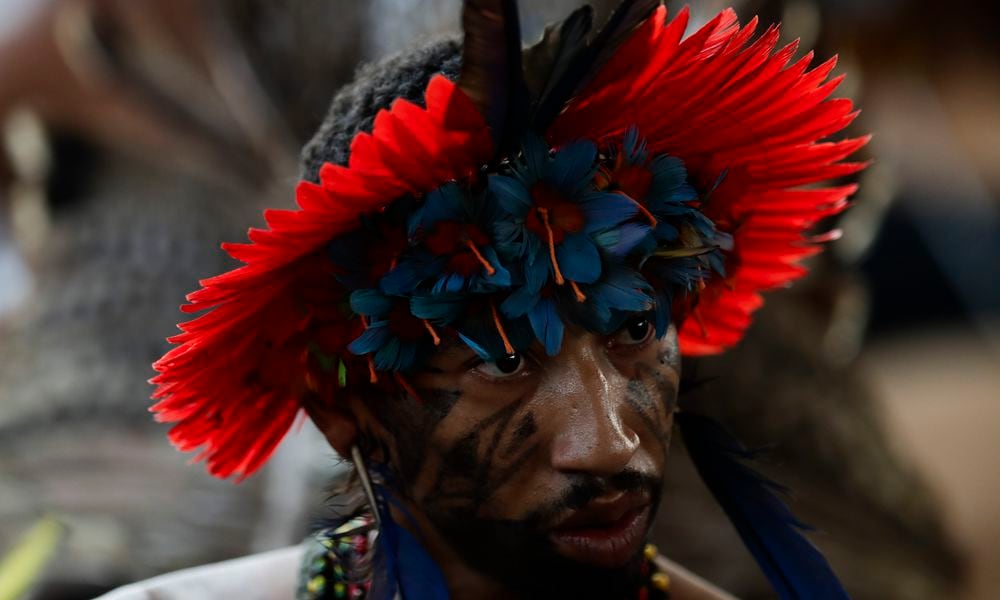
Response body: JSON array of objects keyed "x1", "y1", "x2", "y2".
[{"x1": 351, "y1": 444, "x2": 383, "y2": 528}]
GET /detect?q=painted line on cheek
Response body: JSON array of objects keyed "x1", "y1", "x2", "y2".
[{"x1": 624, "y1": 378, "x2": 670, "y2": 446}]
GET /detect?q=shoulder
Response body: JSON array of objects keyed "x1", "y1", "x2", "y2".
[
  {"x1": 96, "y1": 546, "x2": 305, "y2": 600},
  {"x1": 653, "y1": 554, "x2": 740, "y2": 600}
]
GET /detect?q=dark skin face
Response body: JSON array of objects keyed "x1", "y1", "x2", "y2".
[{"x1": 309, "y1": 316, "x2": 681, "y2": 600}]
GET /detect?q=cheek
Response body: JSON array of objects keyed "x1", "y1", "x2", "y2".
[{"x1": 405, "y1": 387, "x2": 545, "y2": 519}]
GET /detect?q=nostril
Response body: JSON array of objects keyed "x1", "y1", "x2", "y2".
[{"x1": 550, "y1": 402, "x2": 641, "y2": 475}]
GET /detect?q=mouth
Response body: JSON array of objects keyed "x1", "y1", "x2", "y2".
[{"x1": 547, "y1": 493, "x2": 652, "y2": 568}]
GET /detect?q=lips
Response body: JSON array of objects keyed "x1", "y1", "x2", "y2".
[{"x1": 547, "y1": 492, "x2": 652, "y2": 568}]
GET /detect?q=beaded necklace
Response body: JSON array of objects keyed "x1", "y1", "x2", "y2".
[{"x1": 297, "y1": 515, "x2": 671, "y2": 600}]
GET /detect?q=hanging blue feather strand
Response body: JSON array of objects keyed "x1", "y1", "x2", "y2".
[
  {"x1": 364, "y1": 477, "x2": 450, "y2": 600},
  {"x1": 676, "y1": 411, "x2": 850, "y2": 600}
]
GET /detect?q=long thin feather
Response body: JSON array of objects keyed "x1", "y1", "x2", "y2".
[
  {"x1": 676, "y1": 411, "x2": 850, "y2": 600},
  {"x1": 458, "y1": 0, "x2": 528, "y2": 157},
  {"x1": 368, "y1": 485, "x2": 450, "y2": 600},
  {"x1": 530, "y1": 0, "x2": 660, "y2": 130},
  {"x1": 521, "y1": 6, "x2": 593, "y2": 109}
]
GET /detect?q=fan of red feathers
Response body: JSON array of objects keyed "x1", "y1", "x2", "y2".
[{"x1": 151, "y1": 1, "x2": 867, "y2": 481}]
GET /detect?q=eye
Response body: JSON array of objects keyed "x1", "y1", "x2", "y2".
[
  {"x1": 612, "y1": 316, "x2": 653, "y2": 347},
  {"x1": 473, "y1": 353, "x2": 526, "y2": 378}
]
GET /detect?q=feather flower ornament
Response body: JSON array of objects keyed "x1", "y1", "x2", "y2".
[
  {"x1": 382, "y1": 183, "x2": 511, "y2": 295},
  {"x1": 491, "y1": 134, "x2": 642, "y2": 293},
  {"x1": 151, "y1": 0, "x2": 867, "y2": 485},
  {"x1": 348, "y1": 289, "x2": 440, "y2": 375},
  {"x1": 490, "y1": 134, "x2": 652, "y2": 353}
]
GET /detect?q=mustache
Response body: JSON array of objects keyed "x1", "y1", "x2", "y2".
[{"x1": 527, "y1": 469, "x2": 662, "y2": 527}]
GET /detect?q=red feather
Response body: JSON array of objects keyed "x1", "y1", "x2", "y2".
[
  {"x1": 548, "y1": 6, "x2": 868, "y2": 355},
  {"x1": 153, "y1": 6, "x2": 868, "y2": 479},
  {"x1": 151, "y1": 76, "x2": 492, "y2": 479}
]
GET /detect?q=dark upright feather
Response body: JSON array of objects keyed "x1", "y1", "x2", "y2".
[
  {"x1": 458, "y1": 0, "x2": 529, "y2": 158},
  {"x1": 529, "y1": 0, "x2": 661, "y2": 131},
  {"x1": 676, "y1": 411, "x2": 851, "y2": 600},
  {"x1": 521, "y1": 6, "x2": 594, "y2": 103}
]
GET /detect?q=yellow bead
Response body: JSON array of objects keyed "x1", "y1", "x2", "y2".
[
  {"x1": 307, "y1": 575, "x2": 326, "y2": 593},
  {"x1": 651, "y1": 572, "x2": 671, "y2": 591},
  {"x1": 643, "y1": 544, "x2": 658, "y2": 560}
]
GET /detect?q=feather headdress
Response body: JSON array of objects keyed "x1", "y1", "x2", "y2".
[
  {"x1": 152, "y1": 1, "x2": 866, "y2": 484},
  {"x1": 153, "y1": 2, "x2": 865, "y2": 595}
]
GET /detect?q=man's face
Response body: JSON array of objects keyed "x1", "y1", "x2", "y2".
[{"x1": 358, "y1": 315, "x2": 679, "y2": 596}]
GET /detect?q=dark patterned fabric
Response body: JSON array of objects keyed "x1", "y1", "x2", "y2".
[{"x1": 298, "y1": 514, "x2": 376, "y2": 599}]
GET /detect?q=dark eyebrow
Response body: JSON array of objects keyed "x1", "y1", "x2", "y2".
[{"x1": 418, "y1": 336, "x2": 479, "y2": 374}]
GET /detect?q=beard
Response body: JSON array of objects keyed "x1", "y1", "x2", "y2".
[{"x1": 425, "y1": 469, "x2": 663, "y2": 600}]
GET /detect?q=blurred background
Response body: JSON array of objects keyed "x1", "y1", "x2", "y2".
[{"x1": 0, "y1": 0, "x2": 996, "y2": 599}]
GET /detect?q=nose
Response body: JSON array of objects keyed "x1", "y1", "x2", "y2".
[{"x1": 546, "y1": 338, "x2": 640, "y2": 476}]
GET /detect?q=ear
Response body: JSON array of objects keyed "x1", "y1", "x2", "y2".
[{"x1": 303, "y1": 395, "x2": 359, "y2": 457}]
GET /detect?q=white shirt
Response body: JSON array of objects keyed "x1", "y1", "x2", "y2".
[{"x1": 97, "y1": 546, "x2": 305, "y2": 600}]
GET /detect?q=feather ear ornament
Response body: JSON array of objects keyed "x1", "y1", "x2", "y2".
[{"x1": 352, "y1": 446, "x2": 449, "y2": 600}]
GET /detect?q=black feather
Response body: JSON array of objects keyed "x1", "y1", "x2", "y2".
[
  {"x1": 521, "y1": 6, "x2": 594, "y2": 106},
  {"x1": 529, "y1": 0, "x2": 661, "y2": 131},
  {"x1": 458, "y1": 0, "x2": 529, "y2": 157},
  {"x1": 677, "y1": 411, "x2": 851, "y2": 600}
]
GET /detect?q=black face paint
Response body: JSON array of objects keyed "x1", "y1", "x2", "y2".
[
  {"x1": 425, "y1": 396, "x2": 535, "y2": 510},
  {"x1": 367, "y1": 387, "x2": 462, "y2": 492},
  {"x1": 504, "y1": 412, "x2": 538, "y2": 458},
  {"x1": 414, "y1": 390, "x2": 662, "y2": 597},
  {"x1": 356, "y1": 345, "x2": 678, "y2": 598}
]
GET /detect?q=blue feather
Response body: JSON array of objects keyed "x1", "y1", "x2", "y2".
[
  {"x1": 651, "y1": 289, "x2": 672, "y2": 337},
  {"x1": 348, "y1": 323, "x2": 391, "y2": 355},
  {"x1": 501, "y1": 282, "x2": 538, "y2": 318},
  {"x1": 489, "y1": 175, "x2": 532, "y2": 215},
  {"x1": 350, "y1": 289, "x2": 395, "y2": 316},
  {"x1": 381, "y1": 259, "x2": 431, "y2": 295},
  {"x1": 477, "y1": 247, "x2": 512, "y2": 289},
  {"x1": 520, "y1": 133, "x2": 549, "y2": 180},
  {"x1": 547, "y1": 139, "x2": 597, "y2": 192},
  {"x1": 579, "y1": 191, "x2": 639, "y2": 232},
  {"x1": 556, "y1": 232, "x2": 601, "y2": 283},
  {"x1": 373, "y1": 338, "x2": 403, "y2": 371},
  {"x1": 593, "y1": 222, "x2": 652, "y2": 256},
  {"x1": 368, "y1": 484, "x2": 449, "y2": 600},
  {"x1": 677, "y1": 412, "x2": 850, "y2": 600},
  {"x1": 529, "y1": 297, "x2": 564, "y2": 356},
  {"x1": 653, "y1": 222, "x2": 679, "y2": 242},
  {"x1": 410, "y1": 294, "x2": 464, "y2": 324},
  {"x1": 622, "y1": 125, "x2": 648, "y2": 163},
  {"x1": 595, "y1": 268, "x2": 652, "y2": 311},
  {"x1": 458, "y1": 332, "x2": 491, "y2": 360}
]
